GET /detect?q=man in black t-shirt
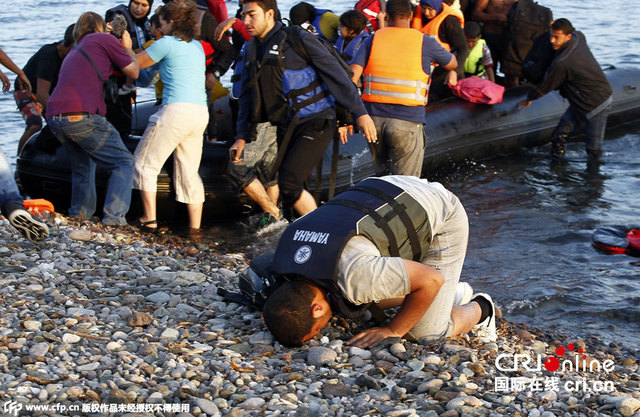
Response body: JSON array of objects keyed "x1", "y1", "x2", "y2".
[{"x1": 14, "y1": 24, "x2": 74, "y2": 154}]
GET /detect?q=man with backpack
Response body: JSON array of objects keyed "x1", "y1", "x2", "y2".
[
  {"x1": 518, "y1": 19, "x2": 612, "y2": 158},
  {"x1": 228, "y1": 0, "x2": 377, "y2": 218},
  {"x1": 350, "y1": 0, "x2": 457, "y2": 177}
]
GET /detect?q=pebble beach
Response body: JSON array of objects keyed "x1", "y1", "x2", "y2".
[{"x1": 1, "y1": 215, "x2": 639, "y2": 417}]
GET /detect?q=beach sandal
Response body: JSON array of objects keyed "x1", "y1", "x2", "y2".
[{"x1": 132, "y1": 219, "x2": 158, "y2": 234}]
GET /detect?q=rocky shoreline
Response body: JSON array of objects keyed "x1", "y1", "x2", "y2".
[{"x1": 0, "y1": 216, "x2": 638, "y2": 417}]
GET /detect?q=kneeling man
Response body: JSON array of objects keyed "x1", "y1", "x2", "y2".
[{"x1": 263, "y1": 175, "x2": 496, "y2": 348}]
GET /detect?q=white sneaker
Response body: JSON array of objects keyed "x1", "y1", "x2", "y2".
[
  {"x1": 453, "y1": 282, "x2": 474, "y2": 305},
  {"x1": 471, "y1": 293, "x2": 497, "y2": 343},
  {"x1": 8, "y1": 209, "x2": 49, "y2": 243}
]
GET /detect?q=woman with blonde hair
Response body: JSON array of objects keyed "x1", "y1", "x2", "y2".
[
  {"x1": 47, "y1": 12, "x2": 139, "y2": 226},
  {"x1": 132, "y1": 0, "x2": 209, "y2": 235}
]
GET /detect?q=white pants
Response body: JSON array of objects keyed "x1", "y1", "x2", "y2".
[{"x1": 133, "y1": 103, "x2": 209, "y2": 204}]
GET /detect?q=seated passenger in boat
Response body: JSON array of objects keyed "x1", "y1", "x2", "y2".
[
  {"x1": 411, "y1": 0, "x2": 468, "y2": 102},
  {"x1": 335, "y1": 10, "x2": 371, "y2": 64},
  {"x1": 463, "y1": 21, "x2": 494, "y2": 82},
  {"x1": 133, "y1": 0, "x2": 209, "y2": 236},
  {"x1": 289, "y1": 2, "x2": 340, "y2": 43}
]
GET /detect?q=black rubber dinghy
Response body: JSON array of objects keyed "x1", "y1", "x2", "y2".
[{"x1": 16, "y1": 67, "x2": 640, "y2": 220}]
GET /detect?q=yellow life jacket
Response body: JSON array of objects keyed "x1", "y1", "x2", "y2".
[
  {"x1": 362, "y1": 27, "x2": 430, "y2": 106},
  {"x1": 464, "y1": 38, "x2": 487, "y2": 77}
]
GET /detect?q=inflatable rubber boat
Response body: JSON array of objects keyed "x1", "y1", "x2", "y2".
[{"x1": 15, "y1": 66, "x2": 640, "y2": 220}]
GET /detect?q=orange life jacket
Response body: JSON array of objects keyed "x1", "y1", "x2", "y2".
[
  {"x1": 411, "y1": 3, "x2": 464, "y2": 51},
  {"x1": 362, "y1": 27, "x2": 430, "y2": 106}
]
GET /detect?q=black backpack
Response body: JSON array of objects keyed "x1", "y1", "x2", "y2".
[
  {"x1": 217, "y1": 253, "x2": 283, "y2": 310},
  {"x1": 503, "y1": 0, "x2": 552, "y2": 72}
]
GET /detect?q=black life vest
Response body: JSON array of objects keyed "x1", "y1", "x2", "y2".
[
  {"x1": 271, "y1": 177, "x2": 433, "y2": 317},
  {"x1": 243, "y1": 25, "x2": 335, "y2": 125}
]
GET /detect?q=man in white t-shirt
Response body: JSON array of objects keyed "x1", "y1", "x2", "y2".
[{"x1": 264, "y1": 175, "x2": 497, "y2": 347}]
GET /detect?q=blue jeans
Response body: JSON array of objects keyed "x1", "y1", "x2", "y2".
[
  {"x1": 48, "y1": 114, "x2": 134, "y2": 225},
  {"x1": 0, "y1": 148, "x2": 24, "y2": 217},
  {"x1": 551, "y1": 103, "x2": 611, "y2": 156}
]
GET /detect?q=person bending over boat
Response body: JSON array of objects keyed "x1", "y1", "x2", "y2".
[
  {"x1": 229, "y1": 0, "x2": 377, "y2": 219},
  {"x1": 263, "y1": 175, "x2": 496, "y2": 348},
  {"x1": 518, "y1": 19, "x2": 613, "y2": 159},
  {"x1": 47, "y1": 12, "x2": 139, "y2": 227},
  {"x1": 350, "y1": 0, "x2": 456, "y2": 177},
  {"x1": 411, "y1": 0, "x2": 468, "y2": 102},
  {"x1": 13, "y1": 24, "x2": 74, "y2": 155},
  {"x1": 132, "y1": 0, "x2": 209, "y2": 235}
]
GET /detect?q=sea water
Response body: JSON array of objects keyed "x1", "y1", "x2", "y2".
[{"x1": 1, "y1": 0, "x2": 639, "y2": 349}]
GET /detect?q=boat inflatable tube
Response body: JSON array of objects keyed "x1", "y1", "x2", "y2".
[{"x1": 592, "y1": 225, "x2": 640, "y2": 256}]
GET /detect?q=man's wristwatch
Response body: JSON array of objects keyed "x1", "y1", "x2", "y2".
[{"x1": 213, "y1": 70, "x2": 222, "y2": 80}]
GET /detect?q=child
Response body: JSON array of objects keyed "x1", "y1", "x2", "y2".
[
  {"x1": 335, "y1": 10, "x2": 370, "y2": 63},
  {"x1": 463, "y1": 21, "x2": 495, "y2": 83},
  {"x1": 143, "y1": 13, "x2": 164, "y2": 104}
]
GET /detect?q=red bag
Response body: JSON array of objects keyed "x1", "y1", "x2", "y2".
[{"x1": 449, "y1": 76, "x2": 505, "y2": 104}]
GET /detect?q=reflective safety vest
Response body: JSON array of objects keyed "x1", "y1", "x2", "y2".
[
  {"x1": 411, "y1": 3, "x2": 464, "y2": 51},
  {"x1": 271, "y1": 177, "x2": 433, "y2": 318},
  {"x1": 361, "y1": 27, "x2": 430, "y2": 106},
  {"x1": 464, "y1": 38, "x2": 487, "y2": 77},
  {"x1": 335, "y1": 30, "x2": 370, "y2": 63},
  {"x1": 243, "y1": 26, "x2": 335, "y2": 123}
]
